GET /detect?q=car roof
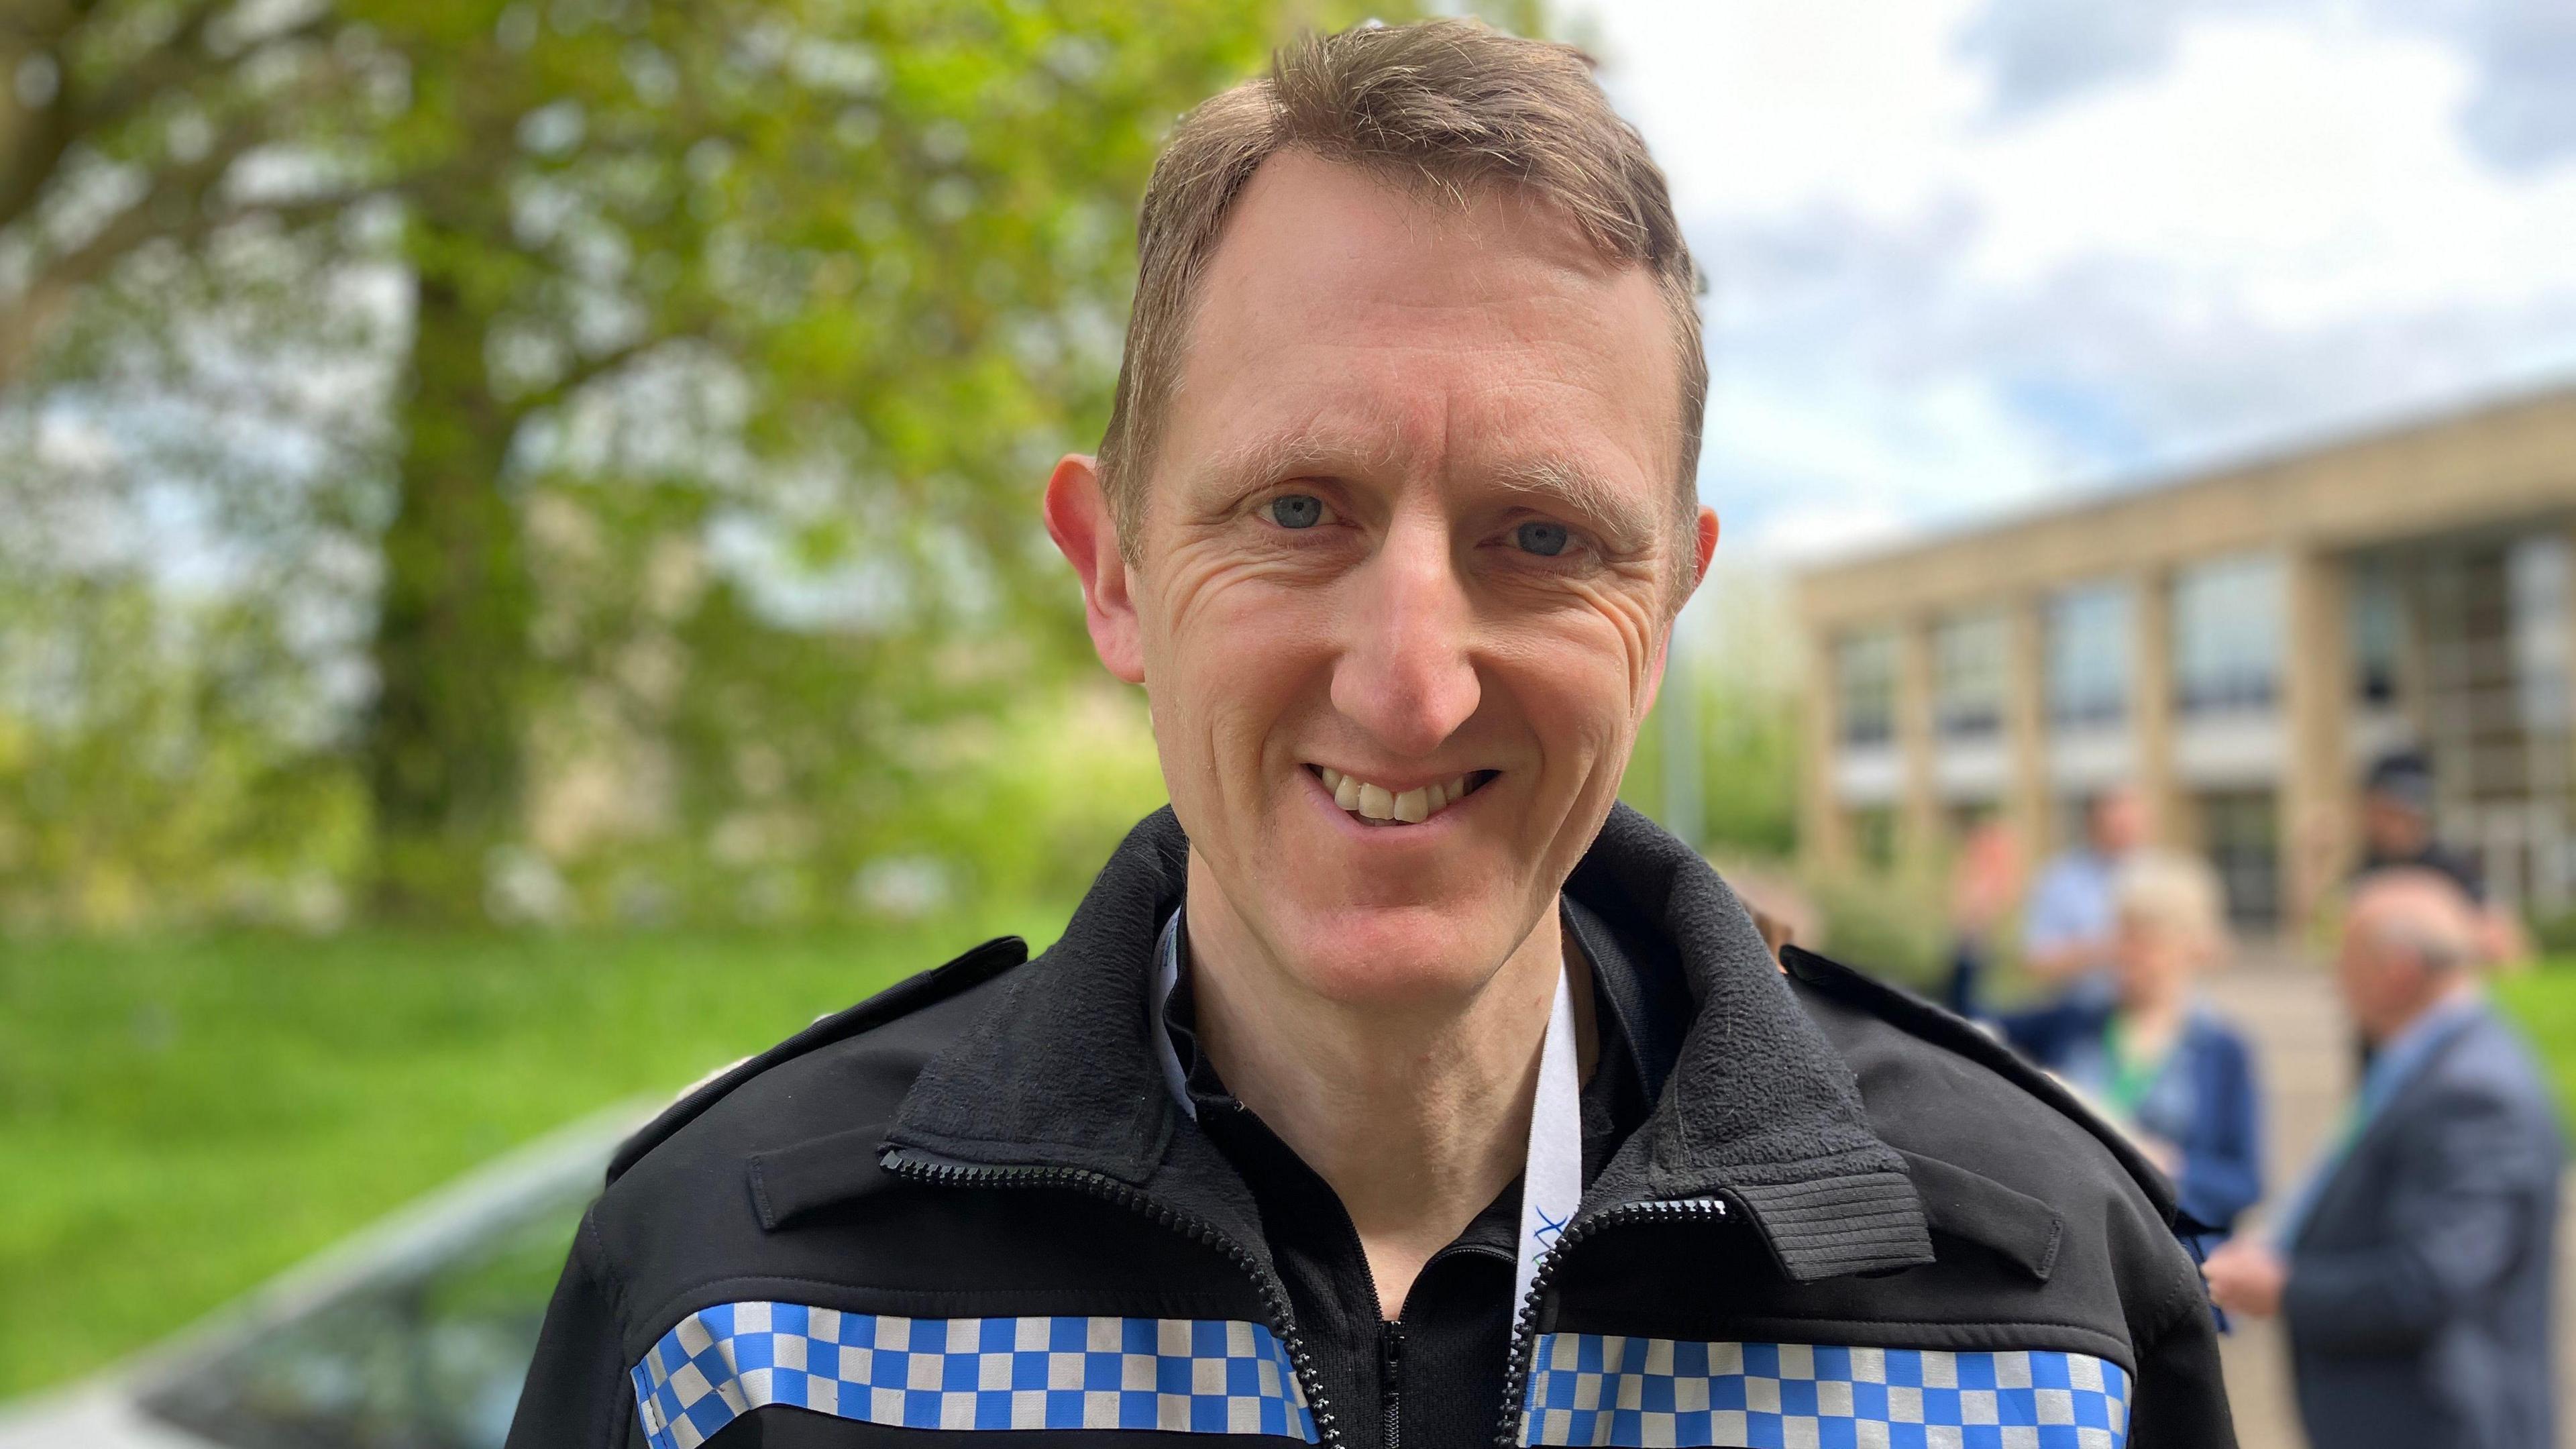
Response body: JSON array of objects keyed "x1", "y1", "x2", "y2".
[{"x1": 0, "y1": 1099, "x2": 652, "y2": 1446}]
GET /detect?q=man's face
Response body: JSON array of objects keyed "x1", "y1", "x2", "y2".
[
  {"x1": 2363, "y1": 792, "x2": 2428, "y2": 855},
  {"x1": 1071, "y1": 152, "x2": 1709, "y2": 1009},
  {"x1": 2090, "y1": 789, "x2": 2146, "y2": 855},
  {"x1": 2334, "y1": 918, "x2": 2418, "y2": 1043}
]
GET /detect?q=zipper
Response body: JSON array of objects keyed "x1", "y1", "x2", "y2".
[
  {"x1": 1491, "y1": 1194, "x2": 1733, "y2": 1449},
  {"x1": 1379, "y1": 1320, "x2": 1406, "y2": 1449},
  {"x1": 881, "y1": 1149, "x2": 1344, "y2": 1448}
]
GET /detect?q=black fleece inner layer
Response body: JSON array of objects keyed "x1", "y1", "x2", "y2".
[{"x1": 1154, "y1": 900, "x2": 1657, "y2": 1449}]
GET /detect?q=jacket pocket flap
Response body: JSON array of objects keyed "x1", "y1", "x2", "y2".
[
  {"x1": 748, "y1": 1126, "x2": 890, "y2": 1231},
  {"x1": 1900, "y1": 1149, "x2": 2063, "y2": 1283}
]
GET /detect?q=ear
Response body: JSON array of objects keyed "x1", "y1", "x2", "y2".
[{"x1": 1044, "y1": 453, "x2": 1146, "y2": 684}]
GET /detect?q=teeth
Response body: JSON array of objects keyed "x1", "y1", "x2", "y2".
[{"x1": 1317, "y1": 767, "x2": 1484, "y2": 825}]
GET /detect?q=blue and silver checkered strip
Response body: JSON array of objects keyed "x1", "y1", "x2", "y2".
[
  {"x1": 1519, "y1": 1335, "x2": 2129, "y2": 1448},
  {"x1": 629, "y1": 1303, "x2": 1318, "y2": 1448}
]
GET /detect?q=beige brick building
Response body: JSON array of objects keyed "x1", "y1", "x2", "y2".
[{"x1": 1792, "y1": 386, "x2": 2576, "y2": 932}]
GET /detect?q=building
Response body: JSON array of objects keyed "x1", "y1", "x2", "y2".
[{"x1": 1792, "y1": 386, "x2": 2576, "y2": 932}]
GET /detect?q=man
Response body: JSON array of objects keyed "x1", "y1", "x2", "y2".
[
  {"x1": 509, "y1": 23, "x2": 2232, "y2": 1449},
  {"x1": 2356, "y1": 751, "x2": 2485, "y2": 901},
  {"x1": 2019, "y1": 787, "x2": 2151, "y2": 993},
  {"x1": 2352, "y1": 750, "x2": 2526, "y2": 967},
  {"x1": 2204, "y1": 871, "x2": 2561, "y2": 1448}
]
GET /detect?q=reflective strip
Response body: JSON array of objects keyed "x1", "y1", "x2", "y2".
[
  {"x1": 1519, "y1": 1335, "x2": 2130, "y2": 1448},
  {"x1": 629, "y1": 1304, "x2": 1318, "y2": 1448}
]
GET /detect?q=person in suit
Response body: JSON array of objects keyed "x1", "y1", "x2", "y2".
[
  {"x1": 1996, "y1": 849, "x2": 2262, "y2": 1257},
  {"x1": 2204, "y1": 869, "x2": 2563, "y2": 1449}
]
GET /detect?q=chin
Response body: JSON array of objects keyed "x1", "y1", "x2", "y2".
[{"x1": 1258, "y1": 898, "x2": 1529, "y2": 1009}]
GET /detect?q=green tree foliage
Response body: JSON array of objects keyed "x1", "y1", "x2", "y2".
[
  {"x1": 357, "y1": 0, "x2": 1416, "y2": 916},
  {"x1": 15, "y1": 1, "x2": 1594, "y2": 930},
  {"x1": 1620, "y1": 568, "x2": 1803, "y2": 859}
]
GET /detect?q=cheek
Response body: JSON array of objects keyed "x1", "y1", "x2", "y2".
[
  {"x1": 1563, "y1": 576, "x2": 1668, "y2": 705},
  {"x1": 1140, "y1": 562, "x2": 1338, "y2": 765},
  {"x1": 1494, "y1": 612, "x2": 1656, "y2": 785}
]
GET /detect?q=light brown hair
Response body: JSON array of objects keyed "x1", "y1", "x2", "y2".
[{"x1": 1096, "y1": 19, "x2": 1707, "y2": 576}]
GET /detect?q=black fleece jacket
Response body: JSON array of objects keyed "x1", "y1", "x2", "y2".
[{"x1": 508, "y1": 806, "x2": 2233, "y2": 1449}]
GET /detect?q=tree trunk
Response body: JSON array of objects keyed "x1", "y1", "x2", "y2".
[{"x1": 366, "y1": 249, "x2": 527, "y2": 921}]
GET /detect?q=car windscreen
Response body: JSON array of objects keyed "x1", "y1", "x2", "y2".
[{"x1": 138, "y1": 1176, "x2": 592, "y2": 1449}]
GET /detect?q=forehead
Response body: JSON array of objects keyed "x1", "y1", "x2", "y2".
[{"x1": 1158, "y1": 150, "x2": 1679, "y2": 502}]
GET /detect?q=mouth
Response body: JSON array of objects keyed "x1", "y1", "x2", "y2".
[{"x1": 1307, "y1": 764, "x2": 1499, "y2": 827}]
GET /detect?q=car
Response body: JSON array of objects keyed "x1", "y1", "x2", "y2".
[{"x1": 0, "y1": 1103, "x2": 650, "y2": 1449}]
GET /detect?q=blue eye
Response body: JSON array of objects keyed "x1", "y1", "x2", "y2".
[
  {"x1": 1266, "y1": 494, "x2": 1325, "y2": 529},
  {"x1": 1515, "y1": 521, "x2": 1570, "y2": 557}
]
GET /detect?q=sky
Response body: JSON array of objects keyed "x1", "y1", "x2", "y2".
[{"x1": 1573, "y1": 0, "x2": 2576, "y2": 566}]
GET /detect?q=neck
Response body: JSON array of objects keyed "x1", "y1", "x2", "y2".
[
  {"x1": 2375, "y1": 977, "x2": 2479, "y2": 1047},
  {"x1": 1181, "y1": 850, "x2": 1577, "y2": 1319},
  {"x1": 2121, "y1": 982, "x2": 2188, "y2": 1032}
]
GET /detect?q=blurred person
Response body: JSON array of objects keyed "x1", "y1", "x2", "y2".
[
  {"x1": 2357, "y1": 750, "x2": 2483, "y2": 899},
  {"x1": 2022, "y1": 786, "x2": 2151, "y2": 997},
  {"x1": 511, "y1": 22, "x2": 2234, "y2": 1449},
  {"x1": 2354, "y1": 749, "x2": 2530, "y2": 969},
  {"x1": 2204, "y1": 870, "x2": 2561, "y2": 1449},
  {"x1": 1941, "y1": 813, "x2": 2025, "y2": 1014},
  {"x1": 1994, "y1": 851, "x2": 2261, "y2": 1258}
]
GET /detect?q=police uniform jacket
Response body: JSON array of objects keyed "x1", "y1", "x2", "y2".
[{"x1": 506, "y1": 806, "x2": 2236, "y2": 1449}]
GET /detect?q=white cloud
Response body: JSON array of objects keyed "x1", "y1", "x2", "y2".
[{"x1": 1575, "y1": 0, "x2": 2576, "y2": 566}]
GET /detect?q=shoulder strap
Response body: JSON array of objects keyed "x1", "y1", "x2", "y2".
[
  {"x1": 606, "y1": 934, "x2": 1028, "y2": 1183},
  {"x1": 1782, "y1": 944, "x2": 2182, "y2": 1226}
]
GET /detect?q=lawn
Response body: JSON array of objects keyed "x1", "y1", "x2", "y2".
[
  {"x1": 2496, "y1": 957, "x2": 2576, "y2": 1126},
  {"x1": 9, "y1": 927, "x2": 2576, "y2": 1407},
  {"x1": 0, "y1": 910, "x2": 1066, "y2": 1400}
]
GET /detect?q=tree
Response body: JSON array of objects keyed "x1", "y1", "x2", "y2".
[{"x1": 5, "y1": 0, "x2": 1491, "y2": 925}]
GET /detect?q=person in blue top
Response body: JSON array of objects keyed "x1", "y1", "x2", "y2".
[
  {"x1": 1998, "y1": 848, "x2": 2263, "y2": 1251},
  {"x1": 2017, "y1": 786, "x2": 2151, "y2": 1006}
]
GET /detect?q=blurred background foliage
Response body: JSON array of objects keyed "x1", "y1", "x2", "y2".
[{"x1": 0, "y1": 0, "x2": 1550, "y2": 934}]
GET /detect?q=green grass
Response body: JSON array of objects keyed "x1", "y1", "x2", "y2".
[
  {"x1": 2496, "y1": 957, "x2": 2576, "y2": 1126},
  {"x1": 0, "y1": 910, "x2": 1066, "y2": 1399},
  {"x1": 13, "y1": 926, "x2": 2573, "y2": 1407}
]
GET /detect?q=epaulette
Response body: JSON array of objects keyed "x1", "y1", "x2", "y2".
[
  {"x1": 1780, "y1": 944, "x2": 2182, "y2": 1227},
  {"x1": 606, "y1": 934, "x2": 1028, "y2": 1184}
]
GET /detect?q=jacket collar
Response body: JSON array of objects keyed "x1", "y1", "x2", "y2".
[{"x1": 883, "y1": 804, "x2": 1931, "y2": 1282}]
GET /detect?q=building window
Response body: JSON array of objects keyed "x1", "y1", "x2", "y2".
[
  {"x1": 1934, "y1": 610, "x2": 2006, "y2": 739},
  {"x1": 1850, "y1": 806, "x2": 1896, "y2": 871},
  {"x1": 2047, "y1": 582, "x2": 2131, "y2": 729},
  {"x1": 2351, "y1": 559, "x2": 2404, "y2": 707},
  {"x1": 2197, "y1": 789, "x2": 2279, "y2": 928},
  {"x1": 1837, "y1": 629, "x2": 1897, "y2": 747},
  {"x1": 2510, "y1": 535, "x2": 2571, "y2": 733},
  {"x1": 2174, "y1": 554, "x2": 2284, "y2": 715}
]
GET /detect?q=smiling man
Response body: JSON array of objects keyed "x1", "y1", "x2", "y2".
[{"x1": 511, "y1": 21, "x2": 2233, "y2": 1449}]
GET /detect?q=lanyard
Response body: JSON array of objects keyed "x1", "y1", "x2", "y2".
[{"x1": 1152, "y1": 906, "x2": 1585, "y2": 1318}]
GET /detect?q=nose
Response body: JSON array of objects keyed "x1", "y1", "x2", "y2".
[{"x1": 1330, "y1": 516, "x2": 1481, "y2": 757}]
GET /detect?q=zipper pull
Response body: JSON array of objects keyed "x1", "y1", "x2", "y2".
[{"x1": 1379, "y1": 1320, "x2": 1405, "y2": 1449}]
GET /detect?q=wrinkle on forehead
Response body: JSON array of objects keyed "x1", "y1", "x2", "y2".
[{"x1": 1155, "y1": 150, "x2": 1686, "y2": 561}]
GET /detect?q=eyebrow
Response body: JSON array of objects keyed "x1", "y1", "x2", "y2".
[
  {"x1": 1485, "y1": 456, "x2": 1656, "y2": 556},
  {"x1": 1194, "y1": 429, "x2": 1393, "y2": 509},
  {"x1": 1195, "y1": 430, "x2": 1658, "y2": 555}
]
